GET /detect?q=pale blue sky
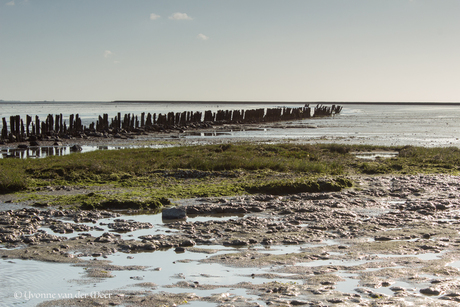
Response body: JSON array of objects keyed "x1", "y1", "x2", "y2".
[{"x1": 1, "y1": 0, "x2": 459, "y2": 102}]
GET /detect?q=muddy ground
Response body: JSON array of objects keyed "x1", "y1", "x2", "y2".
[{"x1": 2, "y1": 174, "x2": 460, "y2": 306}]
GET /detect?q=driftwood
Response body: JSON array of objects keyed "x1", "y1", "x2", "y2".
[{"x1": 0, "y1": 105, "x2": 341, "y2": 143}]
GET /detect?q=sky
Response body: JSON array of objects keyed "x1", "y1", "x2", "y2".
[{"x1": 1, "y1": 0, "x2": 460, "y2": 102}]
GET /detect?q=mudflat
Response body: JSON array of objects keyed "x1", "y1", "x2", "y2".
[{"x1": 2, "y1": 172, "x2": 460, "y2": 306}]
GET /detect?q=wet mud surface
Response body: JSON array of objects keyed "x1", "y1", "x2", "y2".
[{"x1": 3, "y1": 174, "x2": 460, "y2": 306}]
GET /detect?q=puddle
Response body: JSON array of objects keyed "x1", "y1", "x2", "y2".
[
  {"x1": 1, "y1": 145, "x2": 101, "y2": 159},
  {"x1": 0, "y1": 202, "x2": 34, "y2": 211},
  {"x1": 446, "y1": 260, "x2": 460, "y2": 268},
  {"x1": 0, "y1": 144, "x2": 175, "y2": 159},
  {"x1": 77, "y1": 248, "x2": 300, "y2": 305},
  {"x1": 185, "y1": 301, "x2": 218, "y2": 307},
  {"x1": 335, "y1": 273, "x2": 359, "y2": 294},
  {"x1": 183, "y1": 131, "x2": 234, "y2": 137},
  {"x1": 375, "y1": 252, "x2": 445, "y2": 261},
  {"x1": 351, "y1": 151, "x2": 399, "y2": 160},
  {"x1": 298, "y1": 258, "x2": 369, "y2": 267},
  {"x1": 1, "y1": 248, "x2": 276, "y2": 306},
  {"x1": 0, "y1": 258, "x2": 85, "y2": 306}
]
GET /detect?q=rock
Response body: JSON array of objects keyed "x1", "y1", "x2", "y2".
[
  {"x1": 175, "y1": 247, "x2": 185, "y2": 253},
  {"x1": 375, "y1": 236, "x2": 396, "y2": 241},
  {"x1": 224, "y1": 239, "x2": 248, "y2": 246},
  {"x1": 291, "y1": 300, "x2": 309, "y2": 305},
  {"x1": 130, "y1": 276, "x2": 144, "y2": 280},
  {"x1": 420, "y1": 287, "x2": 443, "y2": 296},
  {"x1": 108, "y1": 220, "x2": 153, "y2": 232},
  {"x1": 179, "y1": 239, "x2": 195, "y2": 247},
  {"x1": 381, "y1": 281, "x2": 392, "y2": 287},
  {"x1": 162, "y1": 207, "x2": 187, "y2": 220}
]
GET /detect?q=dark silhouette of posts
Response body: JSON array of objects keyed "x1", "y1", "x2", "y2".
[{"x1": 0, "y1": 104, "x2": 341, "y2": 142}]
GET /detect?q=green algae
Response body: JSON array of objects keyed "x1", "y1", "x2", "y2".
[{"x1": 3, "y1": 144, "x2": 460, "y2": 207}]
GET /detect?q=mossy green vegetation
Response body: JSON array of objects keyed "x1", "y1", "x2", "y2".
[{"x1": 1, "y1": 143, "x2": 460, "y2": 209}]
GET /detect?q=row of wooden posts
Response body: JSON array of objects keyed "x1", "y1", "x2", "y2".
[{"x1": 1, "y1": 105, "x2": 342, "y2": 142}]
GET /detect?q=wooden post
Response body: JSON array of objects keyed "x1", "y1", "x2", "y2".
[
  {"x1": 60, "y1": 114, "x2": 64, "y2": 134},
  {"x1": 146, "y1": 113, "x2": 152, "y2": 126},
  {"x1": 69, "y1": 114, "x2": 74, "y2": 131},
  {"x1": 47, "y1": 114, "x2": 54, "y2": 133},
  {"x1": 1, "y1": 117, "x2": 7, "y2": 140},
  {"x1": 26, "y1": 115, "x2": 32, "y2": 137},
  {"x1": 9, "y1": 116, "x2": 14, "y2": 137},
  {"x1": 175, "y1": 112, "x2": 180, "y2": 126},
  {"x1": 75, "y1": 114, "x2": 82, "y2": 132},
  {"x1": 103, "y1": 114, "x2": 108, "y2": 130},
  {"x1": 20, "y1": 119, "x2": 25, "y2": 141},
  {"x1": 55, "y1": 114, "x2": 60, "y2": 134},
  {"x1": 204, "y1": 110, "x2": 213, "y2": 122},
  {"x1": 117, "y1": 112, "x2": 121, "y2": 130}
]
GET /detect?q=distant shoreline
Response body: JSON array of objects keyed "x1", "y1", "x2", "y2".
[
  {"x1": 1, "y1": 100, "x2": 460, "y2": 106},
  {"x1": 112, "y1": 100, "x2": 460, "y2": 106}
]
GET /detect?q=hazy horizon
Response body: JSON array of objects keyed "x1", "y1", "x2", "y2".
[{"x1": 1, "y1": 0, "x2": 460, "y2": 102}]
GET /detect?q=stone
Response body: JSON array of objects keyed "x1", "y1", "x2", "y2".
[
  {"x1": 290, "y1": 300, "x2": 309, "y2": 305},
  {"x1": 175, "y1": 247, "x2": 185, "y2": 253},
  {"x1": 162, "y1": 207, "x2": 187, "y2": 220},
  {"x1": 420, "y1": 287, "x2": 442, "y2": 296}
]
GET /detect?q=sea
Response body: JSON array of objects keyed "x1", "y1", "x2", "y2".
[{"x1": 1, "y1": 101, "x2": 460, "y2": 150}]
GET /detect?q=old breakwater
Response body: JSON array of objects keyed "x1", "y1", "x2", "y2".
[{"x1": 0, "y1": 104, "x2": 342, "y2": 143}]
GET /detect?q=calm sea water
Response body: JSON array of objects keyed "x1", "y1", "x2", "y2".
[{"x1": 1, "y1": 101, "x2": 460, "y2": 147}]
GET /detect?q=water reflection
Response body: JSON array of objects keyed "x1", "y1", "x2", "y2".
[
  {"x1": 0, "y1": 145, "x2": 108, "y2": 159},
  {"x1": 0, "y1": 144, "x2": 178, "y2": 159}
]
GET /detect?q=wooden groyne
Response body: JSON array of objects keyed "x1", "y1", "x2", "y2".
[{"x1": 0, "y1": 105, "x2": 341, "y2": 143}]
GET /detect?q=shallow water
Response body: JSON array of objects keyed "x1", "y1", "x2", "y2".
[
  {"x1": 0, "y1": 144, "x2": 176, "y2": 159},
  {"x1": 351, "y1": 151, "x2": 399, "y2": 160},
  {"x1": 2, "y1": 102, "x2": 460, "y2": 158},
  {"x1": 0, "y1": 258, "x2": 85, "y2": 306},
  {"x1": 1, "y1": 207, "x2": 454, "y2": 306}
]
